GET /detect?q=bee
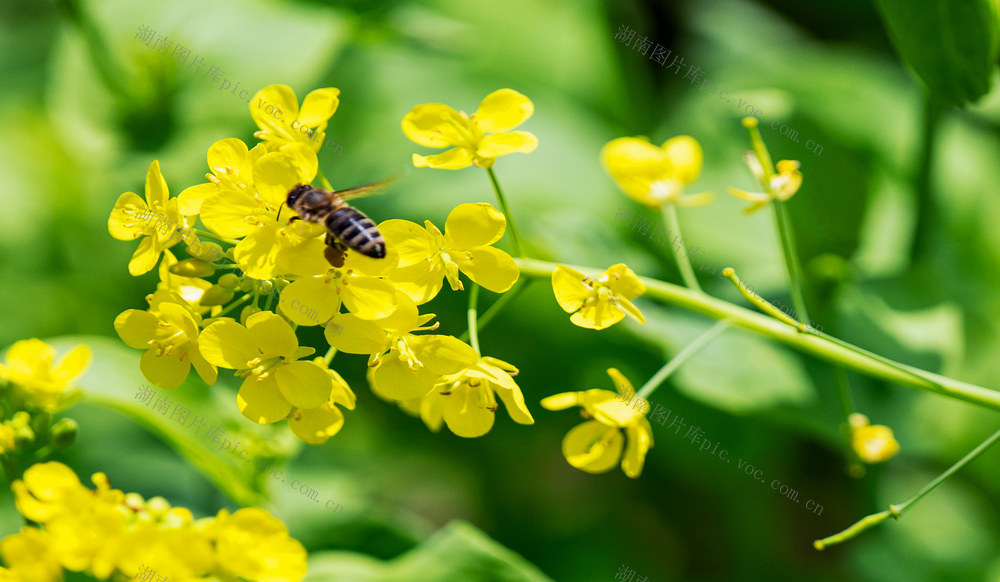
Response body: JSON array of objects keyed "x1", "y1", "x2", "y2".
[{"x1": 285, "y1": 180, "x2": 392, "y2": 268}]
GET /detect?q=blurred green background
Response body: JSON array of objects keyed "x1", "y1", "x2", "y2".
[{"x1": 2, "y1": 0, "x2": 1000, "y2": 580}]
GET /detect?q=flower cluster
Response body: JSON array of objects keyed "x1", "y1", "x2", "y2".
[
  {"x1": 109, "y1": 85, "x2": 535, "y2": 443},
  {"x1": 0, "y1": 462, "x2": 307, "y2": 582}
]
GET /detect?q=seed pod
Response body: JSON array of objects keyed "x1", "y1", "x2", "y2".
[
  {"x1": 169, "y1": 258, "x2": 216, "y2": 278},
  {"x1": 200, "y1": 285, "x2": 235, "y2": 307},
  {"x1": 218, "y1": 273, "x2": 241, "y2": 289}
]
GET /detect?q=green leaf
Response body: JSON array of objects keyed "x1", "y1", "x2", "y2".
[
  {"x1": 874, "y1": 0, "x2": 1000, "y2": 105},
  {"x1": 45, "y1": 335, "x2": 265, "y2": 506},
  {"x1": 305, "y1": 521, "x2": 554, "y2": 582},
  {"x1": 630, "y1": 308, "x2": 815, "y2": 413}
]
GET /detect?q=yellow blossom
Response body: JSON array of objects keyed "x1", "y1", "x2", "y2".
[
  {"x1": 277, "y1": 251, "x2": 398, "y2": 325},
  {"x1": 199, "y1": 312, "x2": 329, "y2": 423},
  {"x1": 381, "y1": 203, "x2": 519, "y2": 304},
  {"x1": 251, "y1": 84, "x2": 340, "y2": 153},
  {"x1": 727, "y1": 152, "x2": 802, "y2": 213},
  {"x1": 540, "y1": 369, "x2": 654, "y2": 478},
  {"x1": 288, "y1": 358, "x2": 357, "y2": 445},
  {"x1": 402, "y1": 88, "x2": 537, "y2": 169},
  {"x1": 177, "y1": 137, "x2": 267, "y2": 215},
  {"x1": 600, "y1": 135, "x2": 713, "y2": 207},
  {"x1": 2, "y1": 462, "x2": 306, "y2": 581},
  {"x1": 417, "y1": 356, "x2": 534, "y2": 438},
  {"x1": 326, "y1": 292, "x2": 476, "y2": 400},
  {"x1": 849, "y1": 413, "x2": 900, "y2": 464},
  {"x1": 108, "y1": 160, "x2": 192, "y2": 276},
  {"x1": 114, "y1": 302, "x2": 217, "y2": 389},
  {"x1": 552, "y1": 263, "x2": 645, "y2": 330},
  {"x1": 0, "y1": 339, "x2": 90, "y2": 412}
]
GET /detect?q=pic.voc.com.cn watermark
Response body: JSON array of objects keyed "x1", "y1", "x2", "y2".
[
  {"x1": 613, "y1": 23, "x2": 823, "y2": 156},
  {"x1": 133, "y1": 385, "x2": 344, "y2": 513},
  {"x1": 617, "y1": 386, "x2": 824, "y2": 517}
]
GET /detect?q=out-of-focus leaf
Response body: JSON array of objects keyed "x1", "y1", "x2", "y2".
[
  {"x1": 630, "y1": 308, "x2": 815, "y2": 413},
  {"x1": 45, "y1": 335, "x2": 264, "y2": 506},
  {"x1": 874, "y1": 0, "x2": 999, "y2": 105},
  {"x1": 305, "y1": 520, "x2": 554, "y2": 582}
]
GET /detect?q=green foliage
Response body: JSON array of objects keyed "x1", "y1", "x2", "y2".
[{"x1": 875, "y1": 0, "x2": 1000, "y2": 104}]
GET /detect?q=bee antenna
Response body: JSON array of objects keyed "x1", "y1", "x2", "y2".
[{"x1": 276, "y1": 203, "x2": 285, "y2": 222}]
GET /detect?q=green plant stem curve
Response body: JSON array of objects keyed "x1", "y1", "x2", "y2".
[{"x1": 515, "y1": 257, "x2": 1000, "y2": 412}]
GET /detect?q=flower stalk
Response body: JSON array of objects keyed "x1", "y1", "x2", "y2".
[
  {"x1": 487, "y1": 167, "x2": 525, "y2": 257},
  {"x1": 636, "y1": 319, "x2": 731, "y2": 399},
  {"x1": 662, "y1": 203, "x2": 702, "y2": 292}
]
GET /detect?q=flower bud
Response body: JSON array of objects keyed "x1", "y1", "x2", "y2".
[
  {"x1": 200, "y1": 285, "x2": 235, "y2": 307},
  {"x1": 218, "y1": 273, "x2": 241, "y2": 289},
  {"x1": 169, "y1": 258, "x2": 216, "y2": 278},
  {"x1": 189, "y1": 241, "x2": 225, "y2": 262},
  {"x1": 50, "y1": 418, "x2": 78, "y2": 449},
  {"x1": 851, "y1": 423, "x2": 900, "y2": 464},
  {"x1": 240, "y1": 305, "x2": 262, "y2": 326}
]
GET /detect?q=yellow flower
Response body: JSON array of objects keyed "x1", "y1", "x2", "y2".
[
  {"x1": 148, "y1": 250, "x2": 214, "y2": 314},
  {"x1": 0, "y1": 527, "x2": 61, "y2": 582},
  {"x1": 177, "y1": 137, "x2": 267, "y2": 215},
  {"x1": 0, "y1": 339, "x2": 90, "y2": 412},
  {"x1": 382, "y1": 203, "x2": 519, "y2": 304},
  {"x1": 552, "y1": 264, "x2": 645, "y2": 330},
  {"x1": 0, "y1": 424, "x2": 15, "y2": 455},
  {"x1": 108, "y1": 160, "x2": 191, "y2": 276},
  {"x1": 114, "y1": 302, "x2": 217, "y2": 389},
  {"x1": 402, "y1": 88, "x2": 537, "y2": 170},
  {"x1": 417, "y1": 356, "x2": 534, "y2": 438},
  {"x1": 727, "y1": 151, "x2": 802, "y2": 214},
  {"x1": 199, "y1": 312, "x2": 329, "y2": 423},
  {"x1": 277, "y1": 255, "x2": 398, "y2": 325},
  {"x1": 600, "y1": 136, "x2": 713, "y2": 207},
  {"x1": 3, "y1": 462, "x2": 306, "y2": 581},
  {"x1": 288, "y1": 358, "x2": 357, "y2": 445},
  {"x1": 199, "y1": 144, "x2": 330, "y2": 280},
  {"x1": 540, "y1": 369, "x2": 654, "y2": 478},
  {"x1": 327, "y1": 293, "x2": 476, "y2": 400},
  {"x1": 251, "y1": 84, "x2": 340, "y2": 154},
  {"x1": 849, "y1": 413, "x2": 899, "y2": 464},
  {"x1": 205, "y1": 508, "x2": 308, "y2": 582}
]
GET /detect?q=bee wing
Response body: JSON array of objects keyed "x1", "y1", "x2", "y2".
[{"x1": 333, "y1": 173, "x2": 403, "y2": 201}]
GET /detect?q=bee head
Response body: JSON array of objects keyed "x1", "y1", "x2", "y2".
[{"x1": 286, "y1": 184, "x2": 312, "y2": 208}]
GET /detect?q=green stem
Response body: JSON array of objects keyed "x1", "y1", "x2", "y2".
[
  {"x1": 459, "y1": 279, "x2": 532, "y2": 342},
  {"x1": 911, "y1": 94, "x2": 943, "y2": 261},
  {"x1": 515, "y1": 257, "x2": 1000, "y2": 412},
  {"x1": 467, "y1": 284, "x2": 481, "y2": 355},
  {"x1": 744, "y1": 118, "x2": 775, "y2": 184},
  {"x1": 637, "y1": 319, "x2": 731, "y2": 399},
  {"x1": 215, "y1": 293, "x2": 253, "y2": 318},
  {"x1": 662, "y1": 203, "x2": 702, "y2": 292},
  {"x1": 772, "y1": 200, "x2": 810, "y2": 323},
  {"x1": 324, "y1": 346, "x2": 337, "y2": 365},
  {"x1": 486, "y1": 167, "x2": 525, "y2": 257},
  {"x1": 194, "y1": 228, "x2": 238, "y2": 246},
  {"x1": 316, "y1": 170, "x2": 334, "y2": 191},
  {"x1": 814, "y1": 426, "x2": 1000, "y2": 550}
]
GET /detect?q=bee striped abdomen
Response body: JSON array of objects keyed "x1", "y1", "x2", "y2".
[{"x1": 325, "y1": 207, "x2": 386, "y2": 259}]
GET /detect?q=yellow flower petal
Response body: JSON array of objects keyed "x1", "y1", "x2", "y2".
[
  {"x1": 128, "y1": 236, "x2": 161, "y2": 276},
  {"x1": 177, "y1": 182, "x2": 219, "y2": 216},
  {"x1": 443, "y1": 203, "x2": 506, "y2": 249},
  {"x1": 297, "y1": 88, "x2": 341, "y2": 126},
  {"x1": 386, "y1": 261, "x2": 445, "y2": 305},
  {"x1": 562, "y1": 420, "x2": 623, "y2": 474},
  {"x1": 278, "y1": 277, "x2": 342, "y2": 326},
  {"x1": 139, "y1": 348, "x2": 191, "y2": 389},
  {"x1": 441, "y1": 388, "x2": 495, "y2": 438},
  {"x1": 199, "y1": 320, "x2": 258, "y2": 368},
  {"x1": 603, "y1": 264, "x2": 645, "y2": 298},
  {"x1": 622, "y1": 419, "x2": 654, "y2": 478},
  {"x1": 453, "y1": 246, "x2": 519, "y2": 293},
  {"x1": 371, "y1": 355, "x2": 438, "y2": 401},
  {"x1": 474, "y1": 89, "x2": 534, "y2": 133},
  {"x1": 401, "y1": 103, "x2": 468, "y2": 148},
  {"x1": 250, "y1": 85, "x2": 300, "y2": 139},
  {"x1": 237, "y1": 375, "x2": 292, "y2": 424},
  {"x1": 662, "y1": 135, "x2": 702, "y2": 184},
  {"x1": 108, "y1": 193, "x2": 151, "y2": 240},
  {"x1": 53, "y1": 345, "x2": 91, "y2": 382},
  {"x1": 144, "y1": 160, "x2": 169, "y2": 209},
  {"x1": 114, "y1": 309, "x2": 160, "y2": 349},
  {"x1": 232, "y1": 224, "x2": 282, "y2": 280},
  {"x1": 413, "y1": 147, "x2": 474, "y2": 170},
  {"x1": 551, "y1": 265, "x2": 590, "y2": 313},
  {"x1": 412, "y1": 335, "x2": 479, "y2": 375},
  {"x1": 600, "y1": 137, "x2": 667, "y2": 204},
  {"x1": 476, "y1": 131, "x2": 538, "y2": 159},
  {"x1": 324, "y1": 314, "x2": 386, "y2": 354},
  {"x1": 201, "y1": 189, "x2": 264, "y2": 239},
  {"x1": 540, "y1": 391, "x2": 582, "y2": 411},
  {"x1": 341, "y1": 276, "x2": 398, "y2": 320},
  {"x1": 275, "y1": 361, "x2": 330, "y2": 409},
  {"x1": 246, "y1": 311, "x2": 298, "y2": 357},
  {"x1": 289, "y1": 403, "x2": 345, "y2": 445},
  {"x1": 571, "y1": 301, "x2": 626, "y2": 330}
]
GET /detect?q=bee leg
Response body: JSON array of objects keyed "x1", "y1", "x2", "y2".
[
  {"x1": 288, "y1": 216, "x2": 301, "y2": 224},
  {"x1": 324, "y1": 233, "x2": 348, "y2": 268}
]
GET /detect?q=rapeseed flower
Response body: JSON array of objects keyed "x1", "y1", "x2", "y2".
[
  {"x1": 0, "y1": 339, "x2": 90, "y2": 412},
  {"x1": 277, "y1": 251, "x2": 398, "y2": 325},
  {"x1": 541, "y1": 369, "x2": 654, "y2": 478},
  {"x1": 114, "y1": 302, "x2": 217, "y2": 389},
  {"x1": 381, "y1": 203, "x2": 519, "y2": 304},
  {"x1": 251, "y1": 84, "x2": 340, "y2": 153},
  {"x1": 849, "y1": 413, "x2": 900, "y2": 464},
  {"x1": 326, "y1": 293, "x2": 475, "y2": 400},
  {"x1": 199, "y1": 312, "x2": 329, "y2": 423},
  {"x1": 288, "y1": 358, "x2": 357, "y2": 445},
  {"x1": 552, "y1": 263, "x2": 646, "y2": 330},
  {"x1": 177, "y1": 137, "x2": 266, "y2": 215},
  {"x1": 402, "y1": 88, "x2": 537, "y2": 169},
  {"x1": 108, "y1": 160, "x2": 192, "y2": 275},
  {"x1": 601, "y1": 135, "x2": 712, "y2": 207},
  {"x1": 418, "y1": 356, "x2": 533, "y2": 438},
  {"x1": 727, "y1": 117, "x2": 802, "y2": 213}
]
